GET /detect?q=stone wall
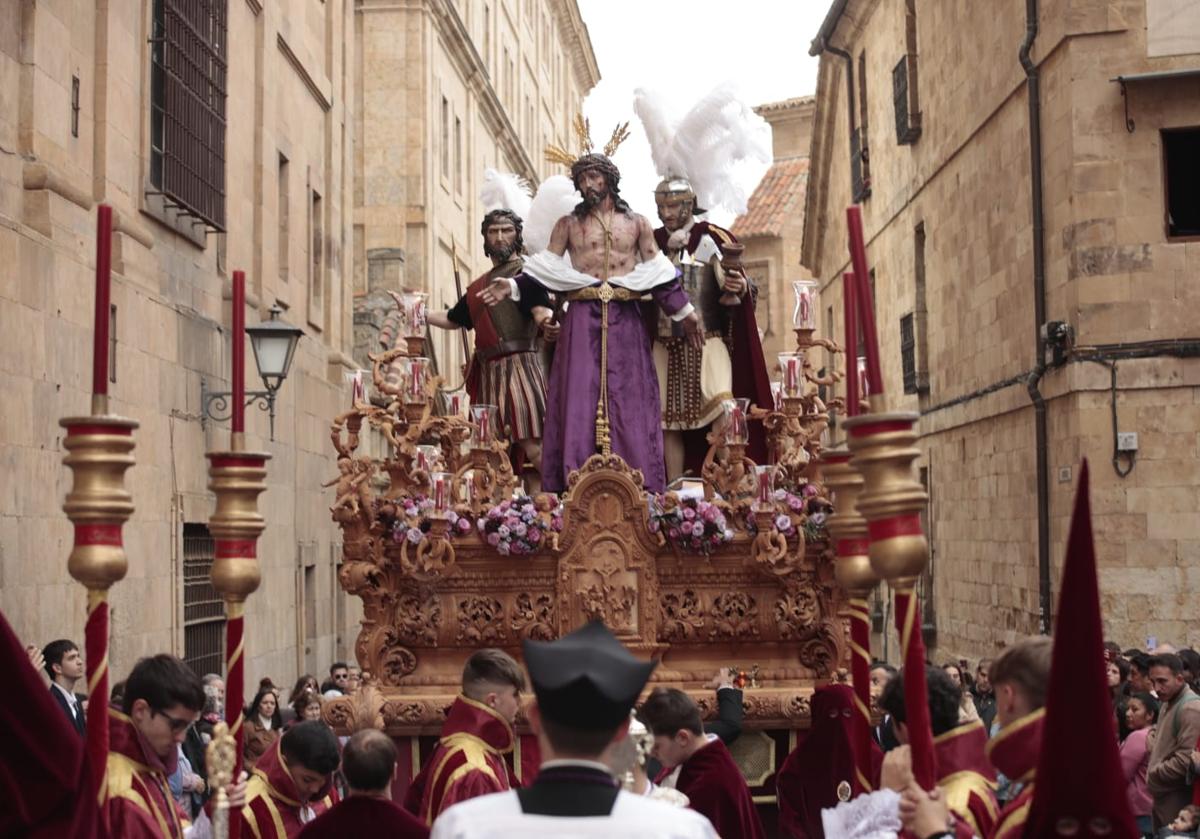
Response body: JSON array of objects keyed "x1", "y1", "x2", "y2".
[
  {"x1": 803, "y1": 0, "x2": 1200, "y2": 661},
  {"x1": 0, "y1": 2, "x2": 359, "y2": 691},
  {"x1": 355, "y1": 0, "x2": 599, "y2": 383}
]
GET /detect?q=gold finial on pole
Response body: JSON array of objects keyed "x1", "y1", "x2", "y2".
[{"x1": 206, "y1": 721, "x2": 237, "y2": 839}]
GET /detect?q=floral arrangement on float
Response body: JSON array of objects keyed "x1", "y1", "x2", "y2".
[
  {"x1": 649, "y1": 494, "x2": 735, "y2": 556},
  {"x1": 745, "y1": 482, "x2": 832, "y2": 544},
  {"x1": 476, "y1": 494, "x2": 564, "y2": 555}
]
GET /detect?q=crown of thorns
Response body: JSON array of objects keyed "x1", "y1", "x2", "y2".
[{"x1": 545, "y1": 115, "x2": 631, "y2": 168}]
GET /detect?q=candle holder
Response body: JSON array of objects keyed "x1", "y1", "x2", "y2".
[
  {"x1": 792, "y1": 279, "x2": 818, "y2": 348},
  {"x1": 399, "y1": 291, "x2": 428, "y2": 356},
  {"x1": 779, "y1": 351, "x2": 806, "y2": 399},
  {"x1": 206, "y1": 446, "x2": 271, "y2": 791},
  {"x1": 843, "y1": 409, "x2": 935, "y2": 789},
  {"x1": 842, "y1": 413, "x2": 927, "y2": 587},
  {"x1": 470, "y1": 404, "x2": 496, "y2": 448},
  {"x1": 60, "y1": 412, "x2": 138, "y2": 801},
  {"x1": 722, "y1": 398, "x2": 750, "y2": 446}
]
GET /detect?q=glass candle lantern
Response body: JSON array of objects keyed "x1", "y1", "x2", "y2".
[
  {"x1": 723, "y1": 398, "x2": 750, "y2": 445},
  {"x1": 406, "y1": 357, "x2": 431, "y2": 401},
  {"x1": 857, "y1": 355, "x2": 869, "y2": 399},
  {"x1": 400, "y1": 292, "x2": 428, "y2": 338},
  {"x1": 431, "y1": 471, "x2": 452, "y2": 512},
  {"x1": 416, "y1": 444, "x2": 440, "y2": 473},
  {"x1": 778, "y1": 351, "x2": 806, "y2": 398},
  {"x1": 755, "y1": 464, "x2": 775, "y2": 508},
  {"x1": 792, "y1": 279, "x2": 818, "y2": 330},
  {"x1": 471, "y1": 404, "x2": 497, "y2": 447},
  {"x1": 349, "y1": 369, "x2": 370, "y2": 407},
  {"x1": 771, "y1": 381, "x2": 784, "y2": 412}
]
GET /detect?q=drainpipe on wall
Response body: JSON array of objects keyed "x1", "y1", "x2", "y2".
[{"x1": 1019, "y1": 0, "x2": 1053, "y2": 636}]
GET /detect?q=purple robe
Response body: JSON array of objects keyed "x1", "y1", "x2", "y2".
[{"x1": 525, "y1": 276, "x2": 690, "y2": 493}]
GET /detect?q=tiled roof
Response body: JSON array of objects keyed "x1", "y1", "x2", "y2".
[
  {"x1": 731, "y1": 157, "x2": 810, "y2": 239},
  {"x1": 754, "y1": 95, "x2": 816, "y2": 114}
]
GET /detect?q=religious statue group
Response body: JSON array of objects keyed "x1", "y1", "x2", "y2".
[{"x1": 426, "y1": 89, "x2": 773, "y2": 495}]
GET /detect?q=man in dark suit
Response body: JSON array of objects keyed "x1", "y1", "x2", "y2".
[{"x1": 43, "y1": 639, "x2": 86, "y2": 736}]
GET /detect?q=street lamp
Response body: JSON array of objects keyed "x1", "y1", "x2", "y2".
[{"x1": 202, "y1": 305, "x2": 304, "y2": 440}]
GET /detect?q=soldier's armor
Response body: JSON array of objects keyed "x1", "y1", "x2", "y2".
[
  {"x1": 656, "y1": 257, "x2": 726, "y2": 339},
  {"x1": 477, "y1": 297, "x2": 538, "y2": 360}
]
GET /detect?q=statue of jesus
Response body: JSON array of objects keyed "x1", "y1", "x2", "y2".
[{"x1": 518, "y1": 151, "x2": 702, "y2": 493}]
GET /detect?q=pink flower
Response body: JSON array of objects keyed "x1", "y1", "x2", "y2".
[
  {"x1": 702, "y1": 506, "x2": 717, "y2": 523},
  {"x1": 406, "y1": 528, "x2": 423, "y2": 544},
  {"x1": 528, "y1": 528, "x2": 542, "y2": 543},
  {"x1": 775, "y1": 514, "x2": 792, "y2": 532},
  {"x1": 788, "y1": 495, "x2": 804, "y2": 512},
  {"x1": 681, "y1": 507, "x2": 696, "y2": 520},
  {"x1": 802, "y1": 483, "x2": 820, "y2": 497},
  {"x1": 457, "y1": 517, "x2": 472, "y2": 533},
  {"x1": 668, "y1": 528, "x2": 680, "y2": 540},
  {"x1": 487, "y1": 532, "x2": 501, "y2": 546}
]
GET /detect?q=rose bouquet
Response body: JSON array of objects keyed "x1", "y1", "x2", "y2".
[
  {"x1": 476, "y1": 495, "x2": 564, "y2": 556},
  {"x1": 387, "y1": 494, "x2": 474, "y2": 545},
  {"x1": 649, "y1": 495, "x2": 734, "y2": 556}
]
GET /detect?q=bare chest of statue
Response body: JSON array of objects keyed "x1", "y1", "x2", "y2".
[{"x1": 566, "y1": 211, "x2": 642, "y2": 279}]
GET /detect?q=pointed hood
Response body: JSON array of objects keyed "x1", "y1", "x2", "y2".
[{"x1": 1024, "y1": 460, "x2": 1138, "y2": 837}]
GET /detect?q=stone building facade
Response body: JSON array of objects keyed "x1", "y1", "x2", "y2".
[
  {"x1": 354, "y1": 0, "x2": 599, "y2": 378},
  {"x1": 0, "y1": 1, "x2": 359, "y2": 690},
  {"x1": 734, "y1": 96, "x2": 816, "y2": 363},
  {"x1": 802, "y1": 0, "x2": 1200, "y2": 658}
]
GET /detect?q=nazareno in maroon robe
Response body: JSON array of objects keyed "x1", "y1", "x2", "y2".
[
  {"x1": 667, "y1": 737, "x2": 766, "y2": 839},
  {"x1": 297, "y1": 795, "x2": 429, "y2": 839},
  {"x1": 775, "y1": 684, "x2": 884, "y2": 838}
]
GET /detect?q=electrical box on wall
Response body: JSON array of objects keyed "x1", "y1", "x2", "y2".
[{"x1": 1117, "y1": 432, "x2": 1139, "y2": 452}]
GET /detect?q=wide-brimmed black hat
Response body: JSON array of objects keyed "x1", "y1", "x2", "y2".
[{"x1": 522, "y1": 621, "x2": 657, "y2": 730}]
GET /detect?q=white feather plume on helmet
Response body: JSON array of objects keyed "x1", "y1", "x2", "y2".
[
  {"x1": 633, "y1": 82, "x2": 771, "y2": 216},
  {"x1": 479, "y1": 168, "x2": 533, "y2": 220}
]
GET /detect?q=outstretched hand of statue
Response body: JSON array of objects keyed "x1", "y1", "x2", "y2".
[
  {"x1": 478, "y1": 279, "x2": 513, "y2": 307},
  {"x1": 681, "y1": 310, "x2": 704, "y2": 350}
]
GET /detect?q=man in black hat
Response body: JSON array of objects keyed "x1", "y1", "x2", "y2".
[{"x1": 430, "y1": 621, "x2": 717, "y2": 838}]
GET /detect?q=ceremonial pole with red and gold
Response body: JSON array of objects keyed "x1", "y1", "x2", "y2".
[
  {"x1": 825, "y1": 446, "x2": 879, "y2": 793},
  {"x1": 207, "y1": 270, "x2": 271, "y2": 839},
  {"x1": 60, "y1": 205, "x2": 138, "y2": 821},
  {"x1": 823, "y1": 267, "x2": 879, "y2": 792},
  {"x1": 841, "y1": 205, "x2": 938, "y2": 790}
]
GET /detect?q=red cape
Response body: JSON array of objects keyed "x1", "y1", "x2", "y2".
[
  {"x1": 297, "y1": 796, "x2": 428, "y2": 838},
  {"x1": 237, "y1": 737, "x2": 338, "y2": 838},
  {"x1": 986, "y1": 708, "x2": 1045, "y2": 839},
  {"x1": 776, "y1": 684, "x2": 883, "y2": 838},
  {"x1": 931, "y1": 721, "x2": 999, "y2": 839},
  {"x1": 0, "y1": 608, "x2": 104, "y2": 838},
  {"x1": 105, "y1": 710, "x2": 191, "y2": 838},
  {"x1": 654, "y1": 221, "x2": 773, "y2": 474},
  {"x1": 402, "y1": 696, "x2": 517, "y2": 825},
  {"x1": 671, "y1": 738, "x2": 765, "y2": 839}
]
